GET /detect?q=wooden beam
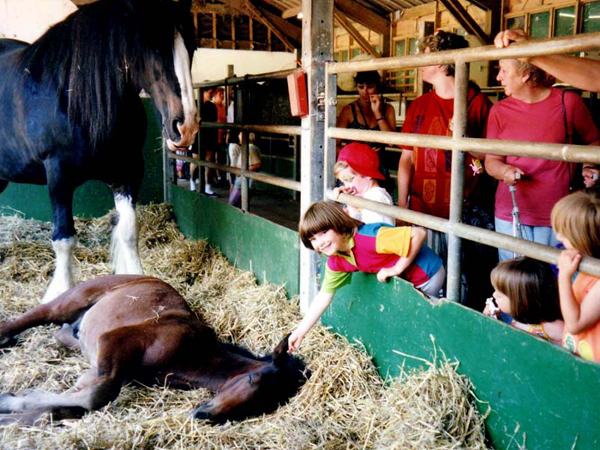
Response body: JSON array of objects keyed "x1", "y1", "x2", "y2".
[
  {"x1": 191, "y1": 3, "x2": 231, "y2": 16},
  {"x1": 438, "y1": 0, "x2": 491, "y2": 44},
  {"x1": 221, "y1": 0, "x2": 297, "y2": 52},
  {"x1": 333, "y1": 8, "x2": 381, "y2": 59},
  {"x1": 466, "y1": 0, "x2": 498, "y2": 11},
  {"x1": 334, "y1": 0, "x2": 389, "y2": 36},
  {"x1": 282, "y1": 6, "x2": 302, "y2": 19},
  {"x1": 71, "y1": 0, "x2": 97, "y2": 5},
  {"x1": 260, "y1": 8, "x2": 302, "y2": 45}
]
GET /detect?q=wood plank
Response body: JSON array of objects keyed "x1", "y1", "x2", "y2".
[
  {"x1": 334, "y1": 8, "x2": 381, "y2": 58},
  {"x1": 335, "y1": 0, "x2": 390, "y2": 35}
]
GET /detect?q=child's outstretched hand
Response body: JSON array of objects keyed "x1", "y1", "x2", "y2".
[
  {"x1": 558, "y1": 249, "x2": 582, "y2": 280},
  {"x1": 287, "y1": 329, "x2": 304, "y2": 354}
]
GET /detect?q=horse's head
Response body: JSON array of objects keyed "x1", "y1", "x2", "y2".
[
  {"x1": 192, "y1": 334, "x2": 309, "y2": 424},
  {"x1": 127, "y1": 0, "x2": 199, "y2": 151}
]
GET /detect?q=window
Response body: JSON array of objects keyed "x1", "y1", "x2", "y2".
[
  {"x1": 583, "y1": 1, "x2": 600, "y2": 33},
  {"x1": 507, "y1": 16, "x2": 525, "y2": 30},
  {"x1": 554, "y1": 6, "x2": 576, "y2": 37},
  {"x1": 530, "y1": 11, "x2": 550, "y2": 38},
  {"x1": 391, "y1": 37, "x2": 417, "y2": 91}
]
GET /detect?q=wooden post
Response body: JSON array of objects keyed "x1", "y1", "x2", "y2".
[{"x1": 299, "y1": 0, "x2": 333, "y2": 314}]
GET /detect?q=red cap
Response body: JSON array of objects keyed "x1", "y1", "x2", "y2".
[{"x1": 337, "y1": 143, "x2": 385, "y2": 180}]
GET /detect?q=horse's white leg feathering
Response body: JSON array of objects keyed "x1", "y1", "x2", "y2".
[
  {"x1": 41, "y1": 238, "x2": 76, "y2": 304},
  {"x1": 111, "y1": 194, "x2": 143, "y2": 275}
]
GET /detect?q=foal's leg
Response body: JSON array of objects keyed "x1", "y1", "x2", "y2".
[
  {"x1": 0, "y1": 324, "x2": 146, "y2": 424},
  {"x1": 110, "y1": 192, "x2": 143, "y2": 275},
  {"x1": 0, "y1": 275, "x2": 150, "y2": 346}
]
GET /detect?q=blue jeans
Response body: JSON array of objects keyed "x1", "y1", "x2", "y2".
[{"x1": 494, "y1": 217, "x2": 560, "y2": 261}]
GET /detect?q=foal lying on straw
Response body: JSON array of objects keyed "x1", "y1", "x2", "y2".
[{"x1": 0, "y1": 275, "x2": 308, "y2": 424}]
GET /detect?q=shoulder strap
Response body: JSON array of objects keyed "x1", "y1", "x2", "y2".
[{"x1": 351, "y1": 103, "x2": 359, "y2": 123}]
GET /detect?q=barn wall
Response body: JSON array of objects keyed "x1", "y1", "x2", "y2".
[
  {"x1": 0, "y1": 99, "x2": 164, "y2": 220},
  {"x1": 0, "y1": 0, "x2": 76, "y2": 43},
  {"x1": 169, "y1": 185, "x2": 300, "y2": 297},
  {"x1": 169, "y1": 191, "x2": 600, "y2": 449},
  {"x1": 191, "y1": 48, "x2": 296, "y2": 83}
]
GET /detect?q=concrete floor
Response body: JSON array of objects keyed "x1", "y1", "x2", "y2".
[{"x1": 176, "y1": 178, "x2": 300, "y2": 231}]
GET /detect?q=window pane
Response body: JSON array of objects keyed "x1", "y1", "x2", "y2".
[
  {"x1": 375, "y1": 44, "x2": 381, "y2": 54},
  {"x1": 408, "y1": 38, "x2": 418, "y2": 55},
  {"x1": 555, "y1": 6, "x2": 576, "y2": 36},
  {"x1": 507, "y1": 16, "x2": 525, "y2": 31},
  {"x1": 351, "y1": 48, "x2": 361, "y2": 59},
  {"x1": 530, "y1": 11, "x2": 550, "y2": 38},
  {"x1": 341, "y1": 50, "x2": 348, "y2": 62},
  {"x1": 583, "y1": 1, "x2": 600, "y2": 33},
  {"x1": 395, "y1": 40, "x2": 406, "y2": 56}
]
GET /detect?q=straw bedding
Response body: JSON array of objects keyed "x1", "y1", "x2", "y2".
[{"x1": 0, "y1": 204, "x2": 488, "y2": 449}]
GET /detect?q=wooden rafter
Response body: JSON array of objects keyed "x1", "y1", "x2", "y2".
[
  {"x1": 281, "y1": 6, "x2": 302, "y2": 19},
  {"x1": 438, "y1": 0, "x2": 491, "y2": 44},
  {"x1": 334, "y1": 7, "x2": 381, "y2": 58},
  {"x1": 334, "y1": 0, "x2": 389, "y2": 36},
  {"x1": 260, "y1": 8, "x2": 302, "y2": 44},
  {"x1": 220, "y1": 0, "x2": 297, "y2": 51}
]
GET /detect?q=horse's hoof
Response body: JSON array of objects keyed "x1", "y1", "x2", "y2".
[
  {"x1": 0, "y1": 393, "x2": 16, "y2": 413},
  {"x1": 0, "y1": 336, "x2": 17, "y2": 349}
]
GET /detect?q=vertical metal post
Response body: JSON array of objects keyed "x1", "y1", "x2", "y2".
[
  {"x1": 241, "y1": 130, "x2": 249, "y2": 212},
  {"x1": 324, "y1": 68, "x2": 337, "y2": 191},
  {"x1": 446, "y1": 60, "x2": 468, "y2": 302},
  {"x1": 240, "y1": 81, "x2": 249, "y2": 211},
  {"x1": 299, "y1": 0, "x2": 333, "y2": 314},
  {"x1": 162, "y1": 140, "x2": 172, "y2": 203}
]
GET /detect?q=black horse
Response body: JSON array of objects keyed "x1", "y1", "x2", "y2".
[{"x1": 0, "y1": 0, "x2": 199, "y2": 303}]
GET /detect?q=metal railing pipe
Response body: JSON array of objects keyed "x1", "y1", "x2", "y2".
[
  {"x1": 332, "y1": 191, "x2": 600, "y2": 278},
  {"x1": 200, "y1": 122, "x2": 302, "y2": 136},
  {"x1": 194, "y1": 68, "x2": 298, "y2": 89},
  {"x1": 327, "y1": 32, "x2": 600, "y2": 73},
  {"x1": 167, "y1": 153, "x2": 301, "y2": 192},
  {"x1": 327, "y1": 128, "x2": 600, "y2": 164}
]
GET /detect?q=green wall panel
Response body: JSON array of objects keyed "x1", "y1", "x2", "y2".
[
  {"x1": 324, "y1": 273, "x2": 600, "y2": 450},
  {"x1": 170, "y1": 185, "x2": 299, "y2": 297},
  {"x1": 0, "y1": 99, "x2": 164, "y2": 220}
]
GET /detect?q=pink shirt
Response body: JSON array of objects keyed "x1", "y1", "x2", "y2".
[{"x1": 486, "y1": 88, "x2": 599, "y2": 226}]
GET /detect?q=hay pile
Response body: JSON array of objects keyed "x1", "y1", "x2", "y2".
[{"x1": 0, "y1": 204, "x2": 488, "y2": 449}]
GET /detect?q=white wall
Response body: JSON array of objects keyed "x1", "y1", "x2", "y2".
[
  {"x1": 0, "y1": 0, "x2": 76, "y2": 43},
  {"x1": 192, "y1": 48, "x2": 297, "y2": 83}
]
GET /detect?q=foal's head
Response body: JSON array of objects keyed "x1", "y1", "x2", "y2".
[{"x1": 192, "y1": 334, "x2": 308, "y2": 424}]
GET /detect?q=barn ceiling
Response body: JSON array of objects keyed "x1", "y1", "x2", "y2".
[{"x1": 71, "y1": 0, "x2": 499, "y2": 50}]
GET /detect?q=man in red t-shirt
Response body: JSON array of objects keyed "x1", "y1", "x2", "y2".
[{"x1": 397, "y1": 31, "x2": 496, "y2": 309}]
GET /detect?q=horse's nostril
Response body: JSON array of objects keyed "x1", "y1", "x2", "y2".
[
  {"x1": 172, "y1": 119, "x2": 182, "y2": 137},
  {"x1": 192, "y1": 406, "x2": 212, "y2": 421}
]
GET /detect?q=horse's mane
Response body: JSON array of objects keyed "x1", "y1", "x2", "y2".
[{"x1": 16, "y1": 0, "x2": 184, "y2": 147}]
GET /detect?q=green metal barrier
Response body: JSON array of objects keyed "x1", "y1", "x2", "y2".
[
  {"x1": 324, "y1": 272, "x2": 600, "y2": 450},
  {"x1": 170, "y1": 185, "x2": 299, "y2": 297}
]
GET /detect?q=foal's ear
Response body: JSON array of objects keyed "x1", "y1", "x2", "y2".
[{"x1": 272, "y1": 333, "x2": 291, "y2": 367}]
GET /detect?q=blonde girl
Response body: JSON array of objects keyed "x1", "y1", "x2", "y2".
[{"x1": 552, "y1": 191, "x2": 600, "y2": 361}]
